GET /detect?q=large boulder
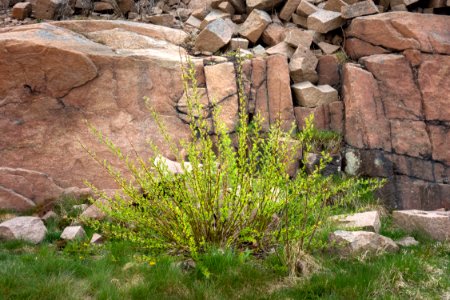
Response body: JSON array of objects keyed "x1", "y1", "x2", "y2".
[
  {"x1": 0, "y1": 216, "x2": 47, "y2": 244},
  {"x1": 0, "y1": 21, "x2": 192, "y2": 210},
  {"x1": 330, "y1": 211, "x2": 381, "y2": 233},
  {"x1": 393, "y1": 210, "x2": 450, "y2": 241}
]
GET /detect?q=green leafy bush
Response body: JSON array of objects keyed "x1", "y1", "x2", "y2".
[{"x1": 83, "y1": 54, "x2": 383, "y2": 276}]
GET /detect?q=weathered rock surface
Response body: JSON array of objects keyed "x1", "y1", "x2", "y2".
[
  {"x1": 346, "y1": 12, "x2": 450, "y2": 55},
  {"x1": 195, "y1": 18, "x2": 233, "y2": 52},
  {"x1": 329, "y1": 230, "x2": 399, "y2": 256},
  {"x1": 395, "y1": 236, "x2": 419, "y2": 247},
  {"x1": 292, "y1": 82, "x2": 338, "y2": 107},
  {"x1": 393, "y1": 210, "x2": 450, "y2": 241},
  {"x1": 238, "y1": 8, "x2": 271, "y2": 43},
  {"x1": 61, "y1": 225, "x2": 86, "y2": 240},
  {"x1": 0, "y1": 21, "x2": 192, "y2": 211},
  {"x1": 343, "y1": 21, "x2": 450, "y2": 210},
  {"x1": 0, "y1": 216, "x2": 47, "y2": 244},
  {"x1": 330, "y1": 211, "x2": 381, "y2": 233}
]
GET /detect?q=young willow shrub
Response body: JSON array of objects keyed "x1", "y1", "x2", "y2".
[{"x1": 82, "y1": 53, "x2": 383, "y2": 274}]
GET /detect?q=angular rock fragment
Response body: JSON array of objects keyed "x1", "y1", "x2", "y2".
[
  {"x1": 262, "y1": 23, "x2": 286, "y2": 46},
  {"x1": 318, "y1": 41, "x2": 340, "y2": 54},
  {"x1": 296, "y1": 0, "x2": 319, "y2": 16},
  {"x1": 289, "y1": 46, "x2": 319, "y2": 83},
  {"x1": 292, "y1": 82, "x2": 338, "y2": 107},
  {"x1": 239, "y1": 9, "x2": 272, "y2": 43},
  {"x1": 284, "y1": 27, "x2": 313, "y2": 48},
  {"x1": 200, "y1": 9, "x2": 230, "y2": 29},
  {"x1": 393, "y1": 210, "x2": 450, "y2": 241},
  {"x1": 11, "y1": 2, "x2": 31, "y2": 20},
  {"x1": 317, "y1": 55, "x2": 340, "y2": 86},
  {"x1": 324, "y1": 0, "x2": 348, "y2": 12},
  {"x1": 291, "y1": 13, "x2": 308, "y2": 27},
  {"x1": 307, "y1": 10, "x2": 344, "y2": 33},
  {"x1": 341, "y1": 0, "x2": 379, "y2": 19},
  {"x1": 90, "y1": 233, "x2": 104, "y2": 244},
  {"x1": 330, "y1": 211, "x2": 381, "y2": 233},
  {"x1": 61, "y1": 226, "x2": 87, "y2": 241},
  {"x1": 329, "y1": 230, "x2": 399, "y2": 256},
  {"x1": 0, "y1": 217, "x2": 47, "y2": 244},
  {"x1": 279, "y1": 0, "x2": 302, "y2": 20},
  {"x1": 195, "y1": 18, "x2": 232, "y2": 52},
  {"x1": 266, "y1": 41, "x2": 296, "y2": 58}
]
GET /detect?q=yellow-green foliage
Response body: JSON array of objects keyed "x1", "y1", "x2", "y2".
[{"x1": 82, "y1": 54, "x2": 383, "y2": 276}]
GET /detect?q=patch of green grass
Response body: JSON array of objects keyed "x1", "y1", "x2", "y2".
[{"x1": 0, "y1": 236, "x2": 448, "y2": 300}]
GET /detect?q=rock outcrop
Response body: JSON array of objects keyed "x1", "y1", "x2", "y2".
[{"x1": 343, "y1": 12, "x2": 450, "y2": 210}]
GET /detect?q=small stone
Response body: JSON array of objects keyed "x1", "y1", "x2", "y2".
[
  {"x1": 229, "y1": 37, "x2": 249, "y2": 50},
  {"x1": 11, "y1": 2, "x2": 31, "y2": 20},
  {"x1": 93, "y1": 2, "x2": 114, "y2": 12},
  {"x1": 42, "y1": 211, "x2": 58, "y2": 222},
  {"x1": 341, "y1": 0, "x2": 379, "y2": 19},
  {"x1": 318, "y1": 41, "x2": 340, "y2": 54},
  {"x1": 296, "y1": 0, "x2": 319, "y2": 16},
  {"x1": 395, "y1": 236, "x2": 419, "y2": 247},
  {"x1": 329, "y1": 230, "x2": 399, "y2": 256},
  {"x1": 393, "y1": 210, "x2": 450, "y2": 241},
  {"x1": 238, "y1": 9, "x2": 271, "y2": 43},
  {"x1": 330, "y1": 211, "x2": 381, "y2": 233},
  {"x1": 284, "y1": 27, "x2": 313, "y2": 48},
  {"x1": 0, "y1": 216, "x2": 47, "y2": 244},
  {"x1": 266, "y1": 42, "x2": 295, "y2": 58},
  {"x1": 146, "y1": 14, "x2": 175, "y2": 26},
  {"x1": 195, "y1": 18, "x2": 233, "y2": 52},
  {"x1": 307, "y1": 10, "x2": 344, "y2": 34},
  {"x1": 60, "y1": 225, "x2": 86, "y2": 241},
  {"x1": 292, "y1": 81, "x2": 338, "y2": 107},
  {"x1": 252, "y1": 44, "x2": 267, "y2": 56},
  {"x1": 90, "y1": 233, "x2": 104, "y2": 244},
  {"x1": 279, "y1": 0, "x2": 302, "y2": 20}
]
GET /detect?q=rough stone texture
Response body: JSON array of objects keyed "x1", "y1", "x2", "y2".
[
  {"x1": 284, "y1": 27, "x2": 313, "y2": 48},
  {"x1": 11, "y1": 2, "x2": 31, "y2": 20},
  {"x1": 330, "y1": 211, "x2": 381, "y2": 233},
  {"x1": 346, "y1": 12, "x2": 450, "y2": 55},
  {"x1": 279, "y1": 0, "x2": 302, "y2": 20},
  {"x1": 294, "y1": 102, "x2": 343, "y2": 133},
  {"x1": 307, "y1": 10, "x2": 344, "y2": 34},
  {"x1": 289, "y1": 45, "x2": 318, "y2": 83},
  {"x1": 246, "y1": 0, "x2": 284, "y2": 11},
  {"x1": 61, "y1": 225, "x2": 86, "y2": 240},
  {"x1": 32, "y1": 0, "x2": 71, "y2": 20},
  {"x1": 205, "y1": 62, "x2": 239, "y2": 131},
  {"x1": 90, "y1": 233, "x2": 104, "y2": 244},
  {"x1": 393, "y1": 210, "x2": 450, "y2": 241},
  {"x1": 267, "y1": 55, "x2": 296, "y2": 131},
  {"x1": 297, "y1": 0, "x2": 319, "y2": 16},
  {"x1": 324, "y1": 0, "x2": 348, "y2": 12},
  {"x1": 0, "y1": 22, "x2": 193, "y2": 211},
  {"x1": 195, "y1": 18, "x2": 233, "y2": 52},
  {"x1": 0, "y1": 168, "x2": 64, "y2": 211},
  {"x1": 342, "y1": 13, "x2": 450, "y2": 210},
  {"x1": 317, "y1": 55, "x2": 340, "y2": 86},
  {"x1": 344, "y1": 38, "x2": 389, "y2": 60},
  {"x1": 251, "y1": 58, "x2": 270, "y2": 131},
  {"x1": 329, "y1": 230, "x2": 399, "y2": 256},
  {"x1": 0, "y1": 216, "x2": 47, "y2": 244},
  {"x1": 292, "y1": 82, "x2": 338, "y2": 107},
  {"x1": 341, "y1": 0, "x2": 379, "y2": 19},
  {"x1": 200, "y1": 10, "x2": 230, "y2": 29},
  {"x1": 238, "y1": 9, "x2": 271, "y2": 43},
  {"x1": 266, "y1": 41, "x2": 295, "y2": 58},
  {"x1": 262, "y1": 23, "x2": 286, "y2": 46}
]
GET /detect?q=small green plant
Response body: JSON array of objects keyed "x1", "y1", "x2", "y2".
[{"x1": 82, "y1": 53, "x2": 383, "y2": 276}]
